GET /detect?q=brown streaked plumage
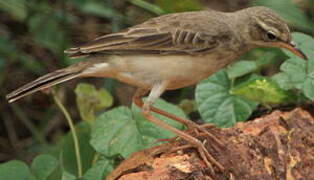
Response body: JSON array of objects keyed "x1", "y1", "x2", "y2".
[{"x1": 6, "y1": 6, "x2": 307, "y2": 172}]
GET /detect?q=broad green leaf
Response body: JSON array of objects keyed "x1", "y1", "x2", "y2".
[
  {"x1": 278, "y1": 58, "x2": 306, "y2": 88},
  {"x1": 251, "y1": 0, "x2": 314, "y2": 32},
  {"x1": 61, "y1": 171, "x2": 77, "y2": 180},
  {"x1": 303, "y1": 78, "x2": 314, "y2": 100},
  {"x1": 0, "y1": 160, "x2": 36, "y2": 180},
  {"x1": 227, "y1": 60, "x2": 257, "y2": 79},
  {"x1": 82, "y1": 156, "x2": 114, "y2": 180},
  {"x1": 75, "y1": 83, "x2": 113, "y2": 122},
  {"x1": 196, "y1": 70, "x2": 258, "y2": 127},
  {"x1": 90, "y1": 107, "x2": 144, "y2": 158},
  {"x1": 31, "y1": 154, "x2": 59, "y2": 180},
  {"x1": 282, "y1": 33, "x2": 314, "y2": 59},
  {"x1": 254, "y1": 51, "x2": 279, "y2": 67},
  {"x1": 132, "y1": 98, "x2": 185, "y2": 140},
  {"x1": 156, "y1": 0, "x2": 203, "y2": 13},
  {"x1": 273, "y1": 58, "x2": 307, "y2": 90},
  {"x1": 90, "y1": 99, "x2": 185, "y2": 158},
  {"x1": 231, "y1": 75, "x2": 295, "y2": 105},
  {"x1": 61, "y1": 122, "x2": 95, "y2": 176},
  {"x1": 273, "y1": 33, "x2": 314, "y2": 100},
  {"x1": 271, "y1": 72, "x2": 294, "y2": 90},
  {"x1": 227, "y1": 52, "x2": 278, "y2": 79}
]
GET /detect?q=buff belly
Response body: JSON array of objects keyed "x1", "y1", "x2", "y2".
[{"x1": 83, "y1": 53, "x2": 234, "y2": 90}]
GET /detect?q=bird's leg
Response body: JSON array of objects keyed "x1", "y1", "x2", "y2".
[
  {"x1": 133, "y1": 89, "x2": 223, "y2": 148},
  {"x1": 133, "y1": 84, "x2": 224, "y2": 172},
  {"x1": 149, "y1": 105, "x2": 223, "y2": 147}
]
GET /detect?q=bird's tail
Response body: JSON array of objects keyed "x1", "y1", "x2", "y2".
[{"x1": 6, "y1": 62, "x2": 89, "y2": 103}]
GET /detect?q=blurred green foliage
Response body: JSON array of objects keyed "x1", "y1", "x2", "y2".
[
  {"x1": 231, "y1": 76, "x2": 295, "y2": 105},
  {"x1": 272, "y1": 33, "x2": 314, "y2": 100},
  {"x1": 252, "y1": 0, "x2": 314, "y2": 33},
  {"x1": 156, "y1": 0, "x2": 203, "y2": 13},
  {"x1": 75, "y1": 83, "x2": 113, "y2": 123},
  {"x1": 0, "y1": 154, "x2": 58, "y2": 180},
  {"x1": 1, "y1": 0, "x2": 314, "y2": 179}
]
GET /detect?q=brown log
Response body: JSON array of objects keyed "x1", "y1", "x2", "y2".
[{"x1": 107, "y1": 108, "x2": 314, "y2": 180}]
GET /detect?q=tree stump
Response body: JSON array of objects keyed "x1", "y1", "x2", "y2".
[{"x1": 107, "y1": 108, "x2": 314, "y2": 180}]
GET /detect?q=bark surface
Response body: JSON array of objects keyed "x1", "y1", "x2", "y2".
[{"x1": 108, "y1": 108, "x2": 314, "y2": 180}]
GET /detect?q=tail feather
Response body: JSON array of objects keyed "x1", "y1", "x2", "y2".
[{"x1": 6, "y1": 68, "x2": 82, "y2": 103}]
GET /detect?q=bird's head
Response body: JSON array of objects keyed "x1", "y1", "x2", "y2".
[{"x1": 242, "y1": 6, "x2": 307, "y2": 60}]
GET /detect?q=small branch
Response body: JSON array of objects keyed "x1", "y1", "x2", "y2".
[{"x1": 52, "y1": 89, "x2": 82, "y2": 177}]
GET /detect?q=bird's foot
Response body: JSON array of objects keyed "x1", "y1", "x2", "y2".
[
  {"x1": 171, "y1": 137, "x2": 224, "y2": 173},
  {"x1": 186, "y1": 122, "x2": 224, "y2": 148}
]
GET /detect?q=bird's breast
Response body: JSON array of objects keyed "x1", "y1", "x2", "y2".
[{"x1": 104, "y1": 52, "x2": 236, "y2": 89}]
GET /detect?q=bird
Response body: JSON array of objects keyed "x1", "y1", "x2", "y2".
[{"x1": 6, "y1": 6, "x2": 307, "y2": 172}]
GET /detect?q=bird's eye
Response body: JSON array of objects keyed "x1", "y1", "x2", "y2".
[{"x1": 266, "y1": 31, "x2": 277, "y2": 41}]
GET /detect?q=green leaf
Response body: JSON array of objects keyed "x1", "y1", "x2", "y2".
[
  {"x1": 196, "y1": 70, "x2": 258, "y2": 127},
  {"x1": 0, "y1": 0, "x2": 27, "y2": 21},
  {"x1": 61, "y1": 171, "x2": 77, "y2": 180},
  {"x1": 132, "y1": 98, "x2": 185, "y2": 140},
  {"x1": 90, "y1": 107, "x2": 144, "y2": 158},
  {"x1": 273, "y1": 33, "x2": 314, "y2": 100},
  {"x1": 82, "y1": 156, "x2": 114, "y2": 180},
  {"x1": 270, "y1": 72, "x2": 293, "y2": 90},
  {"x1": 80, "y1": 2, "x2": 124, "y2": 20},
  {"x1": 254, "y1": 50, "x2": 280, "y2": 67},
  {"x1": 251, "y1": 0, "x2": 314, "y2": 32},
  {"x1": 61, "y1": 122, "x2": 95, "y2": 176},
  {"x1": 227, "y1": 60, "x2": 257, "y2": 79},
  {"x1": 0, "y1": 160, "x2": 36, "y2": 180},
  {"x1": 178, "y1": 99, "x2": 196, "y2": 114},
  {"x1": 279, "y1": 58, "x2": 306, "y2": 88},
  {"x1": 90, "y1": 99, "x2": 185, "y2": 158},
  {"x1": 129, "y1": 0, "x2": 166, "y2": 15},
  {"x1": 156, "y1": 0, "x2": 203, "y2": 13},
  {"x1": 283, "y1": 33, "x2": 314, "y2": 59},
  {"x1": 231, "y1": 75, "x2": 295, "y2": 105},
  {"x1": 303, "y1": 78, "x2": 314, "y2": 100},
  {"x1": 31, "y1": 154, "x2": 59, "y2": 180},
  {"x1": 75, "y1": 83, "x2": 113, "y2": 122},
  {"x1": 227, "y1": 52, "x2": 278, "y2": 79}
]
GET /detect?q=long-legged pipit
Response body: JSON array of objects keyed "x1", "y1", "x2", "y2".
[{"x1": 7, "y1": 6, "x2": 307, "y2": 171}]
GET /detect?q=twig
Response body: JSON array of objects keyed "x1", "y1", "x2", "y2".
[{"x1": 52, "y1": 89, "x2": 82, "y2": 177}]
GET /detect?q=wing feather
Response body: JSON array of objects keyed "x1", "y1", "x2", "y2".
[{"x1": 65, "y1": 11, "x2": 230, "y2": 57}]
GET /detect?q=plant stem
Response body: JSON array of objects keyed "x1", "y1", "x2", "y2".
[{"x1": 52, "y1": 89, "x2": 82, "y2": 177}]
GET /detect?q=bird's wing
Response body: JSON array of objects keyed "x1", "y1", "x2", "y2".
[{"x1": 65, "y1": 12, "x2": 228, "y2": 57}]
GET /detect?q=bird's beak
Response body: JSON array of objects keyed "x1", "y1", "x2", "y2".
[{"x1": 274, "y1": 41, "x2": 308, "y2": 60}]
